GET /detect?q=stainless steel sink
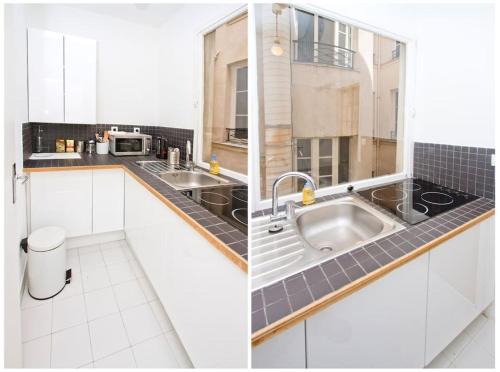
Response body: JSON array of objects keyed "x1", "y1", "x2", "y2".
[
  {"x1": 251, "y1": 196, "x2": 404, "y2": 290},
  {"x1": 159, "y1": 171, "x2": 230, "y2": 190},
  {"x1": 135, "y1": 160, "x2": 234, "y2": 190}
]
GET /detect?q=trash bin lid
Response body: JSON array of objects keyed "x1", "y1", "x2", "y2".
[{"x1": 28, "y1": 226, "x2": 66, "y2": 252}]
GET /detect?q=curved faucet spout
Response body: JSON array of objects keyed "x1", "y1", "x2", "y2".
[{"x1": 271, "y1": 171, "x2": 317, "y2": 220}]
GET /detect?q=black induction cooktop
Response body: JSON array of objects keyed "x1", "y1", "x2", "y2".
[
  {"x1": 357, "y1": 179, "x2": 478, "y2": 225},
  {"x1": 182, "y1": 185, "x2": 247, "y2": 234}
]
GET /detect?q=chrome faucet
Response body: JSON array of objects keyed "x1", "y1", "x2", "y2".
[
  {"x1": 269, "y1": 171, "x2": 317, "y2": 233},
  {"x1": 185, "y1": 140, "x2": 194, "y2": 171}
]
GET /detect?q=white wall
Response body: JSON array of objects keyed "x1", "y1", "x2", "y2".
[
  {"x1": 316, "y1": 2, "x2": 495, "y2": 148},
  {"x1": 158, "y1": 3, "x2": 245, "y2": 130},
  {"x1": 22, "y1": 4, "x2": 161, "y2": 125}
]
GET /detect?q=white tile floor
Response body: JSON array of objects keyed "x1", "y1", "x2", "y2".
[
  {"x1": 427, "y1": 304, "x2": 495, "y2": 368},
  {"x1": 21, "y1": 239, "x2": 194, "y2": 368}
]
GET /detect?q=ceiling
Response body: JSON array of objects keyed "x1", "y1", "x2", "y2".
[{"x1": 67, "y1": 4, "x2": 186, "y2": 27}]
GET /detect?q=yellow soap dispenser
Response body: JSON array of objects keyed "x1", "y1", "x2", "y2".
[
  {"x1": 209, "y1": 153, "x2": 220, "y2": 175},
  {"x1": 302, "y1": 180, "x2": 315, "y2": 205}
]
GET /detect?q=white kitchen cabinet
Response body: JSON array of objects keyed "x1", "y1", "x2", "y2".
[
  {"x1": 425, "y1": 217, "x2": 494, "y2": 365},
  {"x1": 252, "y1": 322, "x2": 306, "y2": 368},
  {"x1": 28, "y1": 28, "x2": 64, "y2": 123},
  {"x1": 306, "y1": 252, "x2": 429, "y2": 368},
  {"x1": 30, "y1": 170, "x2": 92, "y2": 237},
  {"x1": 476, "y1": 216, "x2": 495, "y2": 311},
  {"x1": 124, "y1": 173, "x2": 247, "y2": 368},
  {"x1": 64, "y1": 35, "x2": 97, "y2": 124},
  {"x1": 92, "y1": 169, "x2": 124, "y2": 234}
]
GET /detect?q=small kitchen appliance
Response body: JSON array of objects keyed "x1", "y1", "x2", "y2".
[
  {"x1": 357, "y1": 179, "x2": 478, "y2": 225},
  {"x1": 109, "y1": 132, "x2": 152, "y2": 156}
]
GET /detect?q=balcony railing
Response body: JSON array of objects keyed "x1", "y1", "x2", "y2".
[
  {"x1": 292, "y1": 40, "x2": 355, "y2": 69},
  {"x1": 392, "y1": 44, "x2": 400, "y2": 59},
  {"x1": 226, "y1": 128, "x2": 247, "y2": 145}
]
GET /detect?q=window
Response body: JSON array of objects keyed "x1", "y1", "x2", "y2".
[
  {"x1": 201, "y1": 12, "x2": 248, "y2": 175},
  {"x1": 293, "y1": 10, "x2": 353, "y2": 68},
  {"x1": 232, "y1": 65, "x2": 248, "y2": 142},
  {"x1": 256, "y1": 4, "x2": 406, "y2": 200}
]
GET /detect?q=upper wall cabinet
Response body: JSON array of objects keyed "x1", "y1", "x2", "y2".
[
  {"x1": 27, "y1": 28, "x2": 97, "y2": 124},
  {"x1": 28, "y1": 28, "x2": 64, "y2": 123},
  {"x1": 64, "y1": 35, "x2": 97, "y2": 124}
]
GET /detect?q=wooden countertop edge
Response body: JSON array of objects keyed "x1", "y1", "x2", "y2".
[
  {"x1": 24, "y1": 165, "x2": 248, "y2": 273},
  {"x1": 251, "y1": 208, "x2": 495, "y2": 346}
]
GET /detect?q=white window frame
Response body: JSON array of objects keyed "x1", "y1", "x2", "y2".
[
  {"x1": 250, "y1": 3, "x2": 417, "y2": 212},
  {"x1": 194, "y1": 5, "x2": 248, "y2": 184},
  {"x1": 229, "y1": 62, "x2": 248, "y2": 144}
]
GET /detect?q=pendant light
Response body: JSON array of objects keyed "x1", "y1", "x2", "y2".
[{"x1": 271, "y1": 4, "x2": 284, "y2": 56}]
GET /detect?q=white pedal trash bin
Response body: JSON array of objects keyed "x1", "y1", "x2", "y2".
[{"x1": 28, "y1": 226, "x2": 67, "y2": 300}]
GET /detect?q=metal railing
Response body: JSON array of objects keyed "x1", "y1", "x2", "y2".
[
  {"x1": 392, "y1": 44, "x2": 400, "y2": 59},
  {"x1": 292, "y1": 40, "x2": 355, "y2": 69},
  {"x1": 226, "y1": 128, "x2": 248, "y2": 145}
]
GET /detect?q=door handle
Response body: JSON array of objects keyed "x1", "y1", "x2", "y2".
[{"x1": 12, "y1": 163, "x2": 30, "y2": 204}]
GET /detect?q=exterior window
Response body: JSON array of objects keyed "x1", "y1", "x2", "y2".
[
  {"x1": 296, "y1": 138, "x2": 312, "y2": 191},
  {"x1": 335, "y1": 22, "x2": 352, "y2": 67},
  {"x1": 202, "y1": 12, "x2": 248, "y2": 175},
  {"x1": 295, "y1": 10, "x2": 314, "y2": 62},
  {"x1": 256, "y1": 4, "x2": 406, "y2": 200},
  {"x1": 293, "y1": 11, "x2": 353, "y2": 68},
  {"x1": 232, "y1": 65, "x2": 248, "y2": 142}
]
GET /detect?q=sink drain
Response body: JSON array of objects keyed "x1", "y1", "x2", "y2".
[{"x1": 316, "y1": 242, "x2": 335, "y2": 252}]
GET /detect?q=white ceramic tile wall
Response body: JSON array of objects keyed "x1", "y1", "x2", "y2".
[
  {"x1": 427, "y1": 304, "x2": 495, "y2": 368},
  {"x1": 21, "y1": 240, "x2": 193, "y2": 368}
]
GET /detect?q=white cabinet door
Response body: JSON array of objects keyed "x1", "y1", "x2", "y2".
[
  {"x1": 306, "y1": 253, "x2": 429, "y2": 368},
  {"x1": 124, "y1": 173, "x2": 247, "y2": 368},
  {"x1": 30, "y1": 170, "x2": 92, "y2": 237},
  {"x1": 476, "y1": 216, "x2": 495, "y2": 311},
  {"x1": 92, "y1": 169, "x2": 124, "y2": 234},
  {"x1": 425, "y1": 223, "x2": 481, "y2": 365},
  {"x1": 252, "y1": 322, "x2": 306, "y2": 368},
  {"x1": 64, "y1": 35, "x2": 97, "y2": 124},
  {"x1": 28, "y1": 28, "x2": 64, "y2": 123}
]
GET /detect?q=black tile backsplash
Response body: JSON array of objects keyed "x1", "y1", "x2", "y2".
[
  {"x1": 23, "y1": 122, "x2": 194, "y2": 161},
  {"x1": 413, "y1": 142, "x2": 495, "y2": 199}
]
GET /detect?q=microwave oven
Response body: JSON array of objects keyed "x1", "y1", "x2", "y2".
[{"x1": 109, "y1": 132, "x2": 152, "y2": 156}]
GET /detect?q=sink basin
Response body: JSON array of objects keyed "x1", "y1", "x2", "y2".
[
  {"x1": 296, "y1": 202, "x2": 385, "y2": 253},
  {"x1": 251, "y1": 196, "x2": 404, "y2": 290},
  {"x1": 135, "y1": 160, "x2": 235, "y2": 190},
  {"x1": 159, "y1": 171, "x2": 231, "y2": 190}
]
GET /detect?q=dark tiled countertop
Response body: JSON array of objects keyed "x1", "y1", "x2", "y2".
[
  {"x1": 251, "y1": 190, "x2": 495, "y2": 342},
  {"x1": 24, "y1": 153, "x2": 248, "y2": 269}
]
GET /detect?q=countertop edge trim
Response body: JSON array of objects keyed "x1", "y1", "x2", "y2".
[
  {"x1": 251, "y1": 208, "x2": 495, "y2": 346},
  {"x1": 24, "y1": 165, "x2": 248, "y2": 273}
]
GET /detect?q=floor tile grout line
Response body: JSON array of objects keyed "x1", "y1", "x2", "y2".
[
  {"x1": 77, "y1": 242, "x2": 96, "y2": 367},
  {"x1": 101, "y1": 241, "x2": 139, "y2": 367}
]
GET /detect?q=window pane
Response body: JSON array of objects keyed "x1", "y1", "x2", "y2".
[
  {"x1": 235, "y1": 116, "x2": 247, "y2": 130},
  {"x1": 256, "y1": 4, "x2": 405, "y2": 200},
  {"x1": 236, "y1": 66, "x2": 248, "y2": 91},
  {"x1": 319, "y1": 176, "x2": 332, "y2": 188},
  {"x1": 236, "y1": 91, "x2": 247, "y2": 115},
  {"x1": 319, "y1": 139, "x2": 332, "y2": 157},
  {"x1": 297, "y1": 158, "x2": 311, "y2": 173},
  {"x1": 319, "y1": 158, "x2": 332, "y2": 176},
  {"x1": 296, "y1": 139, "x2": 311, "y2": 158},
  {"x1": 203, "y1": 13, "x2": 247, "y2": 175},
  {"x1": 296, "y1": 10, "x2": 314, "y2": 62},
  {"x1": 318, "y1": 17, "x2": 334, "y2": 45}
]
